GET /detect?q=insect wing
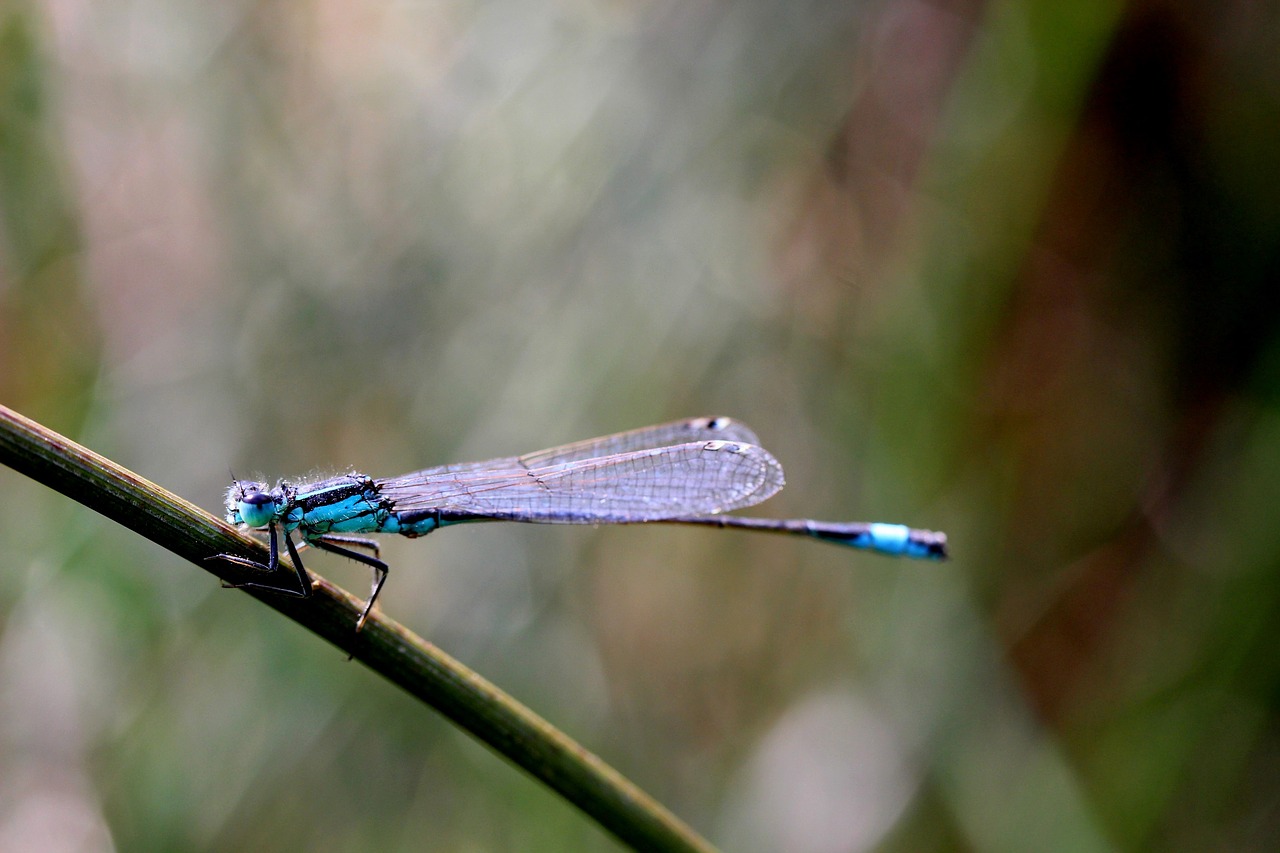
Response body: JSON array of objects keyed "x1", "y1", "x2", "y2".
[{"x1": 377, "y1": 440, "x2": 784, "y2": 523}]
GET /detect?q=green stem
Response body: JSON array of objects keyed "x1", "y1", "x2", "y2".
[{"x1": 0, "y1": 404, "x2": 717, "y2": 853}]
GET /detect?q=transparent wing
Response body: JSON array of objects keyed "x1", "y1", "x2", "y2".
[
  {"x1": 410, "y1": 417, "x2": 761, "y2": 477},
  {"x1": 377, "y1": 440, "x2": 785, "y2": 524}
]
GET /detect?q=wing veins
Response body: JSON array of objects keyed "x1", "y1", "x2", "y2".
[{"x1": 377, "y1": 441, "x2": 784, "y2": 522}]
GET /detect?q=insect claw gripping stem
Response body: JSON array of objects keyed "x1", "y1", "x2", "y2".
[{"x1": 209, "y1": 521, "x2": 314, "y2": 601}]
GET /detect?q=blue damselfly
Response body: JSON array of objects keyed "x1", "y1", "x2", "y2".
[{"x1": 215, "y1": 417, "x2": 947, "y2": 629}]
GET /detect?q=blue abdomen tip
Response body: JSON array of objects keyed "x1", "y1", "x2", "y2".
[{"x1": 867, "y1": 523, "x2": 911, "y2": 555}]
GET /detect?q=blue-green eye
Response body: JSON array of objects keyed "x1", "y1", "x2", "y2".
[{"x1": 232, "y1": 485, "x2": 277, "y2": 528}]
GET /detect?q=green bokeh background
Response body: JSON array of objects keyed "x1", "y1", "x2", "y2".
[{"x1": 3, "y1": 1, "x2": 1279, "y2": 850}]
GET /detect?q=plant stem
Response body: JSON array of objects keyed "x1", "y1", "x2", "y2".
[{"x1": 0, "y1": 404, "x2": 716, "y2": 853}]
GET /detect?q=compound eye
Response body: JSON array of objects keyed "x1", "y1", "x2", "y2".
[{"x1": 237, "y1": 488, "x2": 277, "y2": 528}]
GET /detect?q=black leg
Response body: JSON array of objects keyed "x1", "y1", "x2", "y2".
[
  {"x1": 316, "y1": 534, "x2": 380, "y2": 558},
  {"x1": 210, "y1": 518, "x2": 279, "y2": 574},
  {"x1": 209, "y1": 522, "x2": 313, "y2": 600},
  {"x1": 312, "y1": 537, "x2": 388, "y2": 632}
]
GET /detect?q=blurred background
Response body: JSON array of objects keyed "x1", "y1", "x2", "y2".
[{"x1": 2, "y1": 0, "x2": 1279, "y2": 850}]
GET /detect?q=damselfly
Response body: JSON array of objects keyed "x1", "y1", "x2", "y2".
[{"x1": 215, "y1": 417, "x2": 947, "y2": 629}]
